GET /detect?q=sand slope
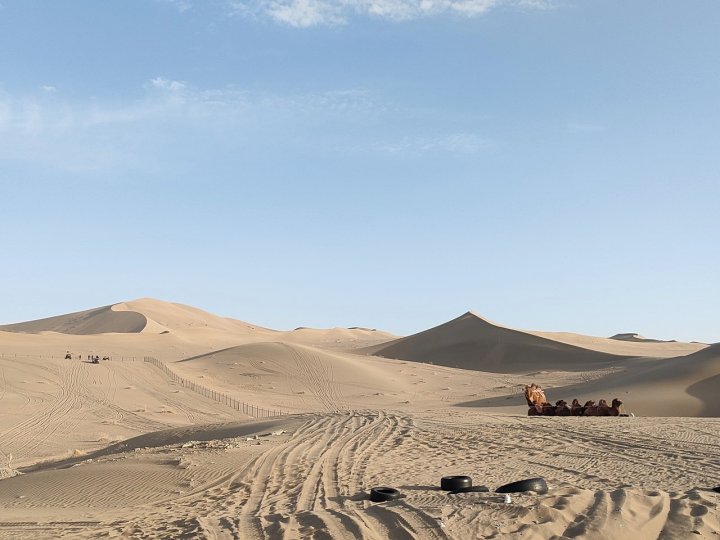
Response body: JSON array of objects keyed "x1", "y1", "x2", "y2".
[
  {"x1": 0, "y1": 354, "x2": 248, "y2": 469},
  {"x1": 554, "y1": 342, "x2": 720, "y2": 417},
  {"x1": 169, "y1": 341, "x2": 525, "y2": 415}
]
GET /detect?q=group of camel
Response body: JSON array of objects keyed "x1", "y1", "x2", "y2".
[{"x1": 524, "y1": 383, "x2": 624, "y2": 416}]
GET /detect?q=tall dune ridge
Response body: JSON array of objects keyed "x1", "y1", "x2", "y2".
[{"x1": 0, "y1": 300, "x2": 717, "y2": 539}]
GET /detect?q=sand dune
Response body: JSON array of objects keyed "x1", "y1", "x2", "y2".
[
  {"x1": 462, "y1": 343, "x2": 720, "y2": 417},
  {"x1": 170, "y1": 341, "x2": 523, "y2": 414},
  {"x1": 0, "y1": 298, "x2": 275, "y2": 339},
  {"x1": 0, "y1": 305, "x2": 147, "y2": 335},
  {"x1": 0, "y1": 301, "x2": 718, "y2": 538},
  {"x1": 0, "y1": 298, "x2": 397, "y2": 353},
  {"x1": 558, "y1": 342, "x2": 720, "y2": 417},
  {"x1": 364, "y1": 311, "x2": 636, "y2": 373}
]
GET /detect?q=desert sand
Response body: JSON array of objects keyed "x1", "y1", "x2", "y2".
[{"x1": 0, "y1": 299, "x2": 717, "y2": 539}]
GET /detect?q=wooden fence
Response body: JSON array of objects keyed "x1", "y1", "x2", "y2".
[{"x1": 143, "y1": 356, "x2": 284, "y2": 419}]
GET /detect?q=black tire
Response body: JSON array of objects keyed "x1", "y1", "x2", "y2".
[
  {"x1": 369, "y1": 487, "x2": 402, "y2": 502},
  {"x1": 495, "y1": 478, "x2": 548, "y2": 495},
  {"x1": 441, "y1": 476, "x2": 472, "y2": 491},
  {"x1": 448, "y1": 485, "x2": 489, "y2": 494}
]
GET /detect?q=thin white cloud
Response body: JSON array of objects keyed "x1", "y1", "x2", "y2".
[
  {"x1": 0, "y1": 79, "x2": 386, "y2": 172},
  {"x1": 41, "y1": 85, "x2": 57, "y2": 93},
  {"x1": 154, "y1": 0, "x2": 193, "y2": 12},
  {"x1": 150, "y1": 77, "x2": 187, "y2": 92},
  {"x1": 229, "y1": 0, "x2": 554, "y2": 26}
]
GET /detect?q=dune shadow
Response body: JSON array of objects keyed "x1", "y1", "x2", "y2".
[{"x1": 687, "y1": 374, "x2": 720, "y2": 416}]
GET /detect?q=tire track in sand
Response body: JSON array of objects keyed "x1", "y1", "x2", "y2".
[{"x1": 222, "y1": 411, "x2": 448, "y2": 540}]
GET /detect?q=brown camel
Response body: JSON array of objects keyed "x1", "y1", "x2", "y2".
[
  {"x1": 528, "y1": 402, "x2": 555, "y2": 416},
  {"x1": 527, "y1": 404, "x2": 542, "y2": 416},
  {"x1": 583, "y1": 400, "x2": 599, "y2": 416},
  {"x1": 597, "y1": 399, "x2": 612, "y2": 416},
  {"x1": 541, "y1": 402, "x2": 556, "y2": 416},
  {"x1": 608, "y1": 398, "x2": 623, "y2": 416},
  {"x1": 523, "y1": 383, "x2": 548, "y2": 407},
  {"x1": 554, "y1": 399, "x2": 571, "y2": 416},
  {"x1": 570, "y1": 399, "x2": 584, "y2": 416}
]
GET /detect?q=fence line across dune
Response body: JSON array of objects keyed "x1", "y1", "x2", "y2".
[
  {"x1": 143, "y1": 356, "x2": 284, "y2": 419},
  {"x1": 0, "y1": 352, "x2": 283, "y2": 418}
]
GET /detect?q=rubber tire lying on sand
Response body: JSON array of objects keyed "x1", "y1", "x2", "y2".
[
  {"x1": 495, "y1": 478, "x2": 548, "y2": 495},
  {"x1": 441, "y1": 476, "x2": 472, "y2": 491},
  {"x1": 369, "y1": 487, "x2": 402, "y2": 502},
  {"x1": 448, "y1": 486, "x2": 489, "y2": 494}
]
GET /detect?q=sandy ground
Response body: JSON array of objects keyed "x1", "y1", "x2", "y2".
[{"x1": 0, "y1": 299, "x2": 717, "y2": 539}]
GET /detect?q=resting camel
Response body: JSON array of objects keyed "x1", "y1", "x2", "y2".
[
  {"x1": 523, "y1": 384, "x2": 548, "y2": 407},
  {"x1": 597, "y1": 398, "x2": 623, "y2": 416},
  {"x1": 524, "y1": 384, "x2": 626, "y2": 417},
  {"x1": 554, "y1": 399, "x2": 571, "y2": 416},
  {"x1": 527, "y1": 402, "x2": 556, "y2": 416},
  {"x1": 524, "y1": 384, "x2": 556, "y2": 416},
  {"x1": 570, "y1": 399, "x2": 584, "y2": 416},
  {"x1": 583, "y1": 400, "x2": 599, "y2": 416}
]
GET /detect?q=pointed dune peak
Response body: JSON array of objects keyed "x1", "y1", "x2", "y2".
[{"x1": 456, "y1": 310, "x2": 506, "y2": 327}]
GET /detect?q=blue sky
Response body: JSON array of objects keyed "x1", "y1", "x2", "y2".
[{"x1": 1, "y1": 0, "x2": 718, "y2": 342}]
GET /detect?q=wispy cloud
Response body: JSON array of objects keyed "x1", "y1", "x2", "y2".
[
  {"x1": 229, "y1": 0, "x2": 554, "y2": 27},
  {"x1": 0, "y1": 78, "x2": 491, "y2": 175},
  {"x1": 154, "y1": 0, "x2": 193, "y2": 12}
]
